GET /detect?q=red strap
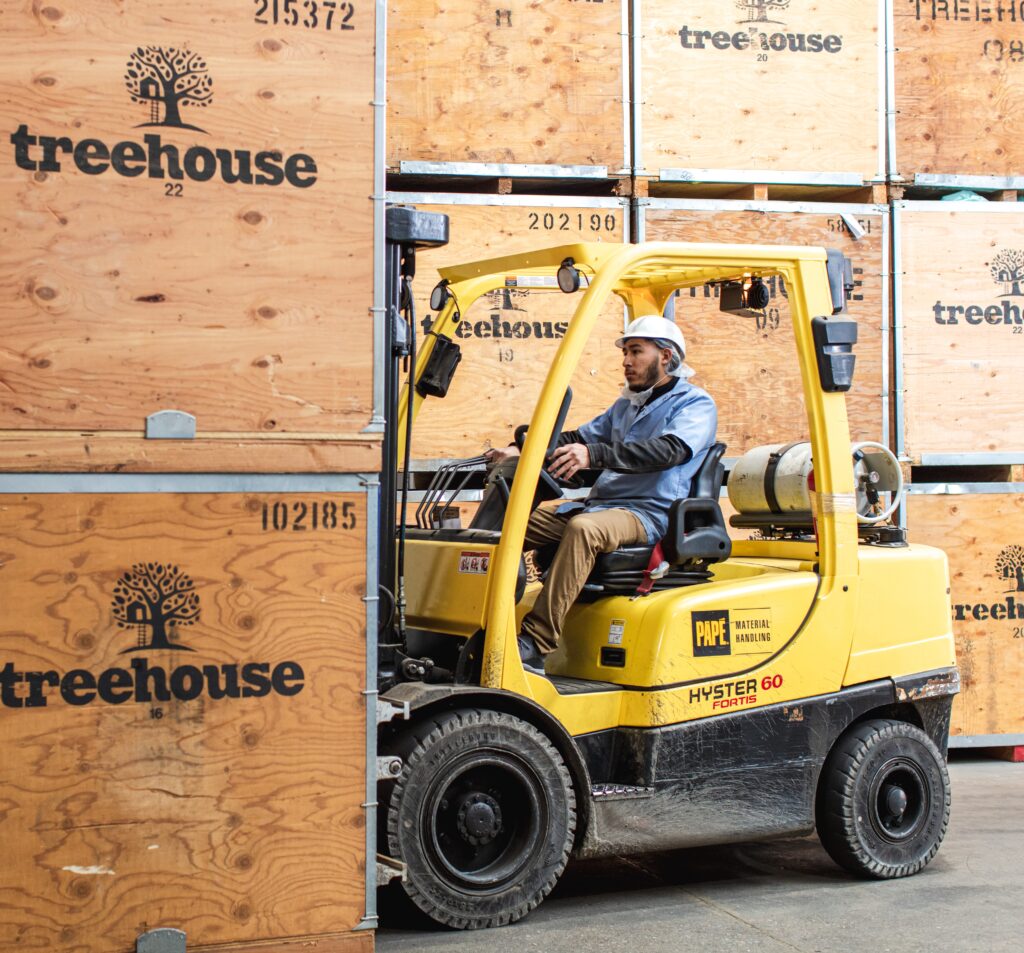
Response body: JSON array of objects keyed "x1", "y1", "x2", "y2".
[{"x1": 636, "y1": 541, "x2": 666, "y2": 596}]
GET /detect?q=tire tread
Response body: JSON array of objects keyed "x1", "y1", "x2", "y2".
[{"x1": 385, "y1": 707, "x2": 576, "y2": 929}]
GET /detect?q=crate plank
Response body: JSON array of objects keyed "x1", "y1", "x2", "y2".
[
  {"x1": 0, "y1": 434, "x2": 382, "y2": 474},
  {"x1": 642, "y1": 203, "x2": 886, "y2": 456},
  {"x1": 907, "y1": 491, "x2": 1024, "y2": 740},
  {"x1": 388, "y1": 0, "x2": 626, "y2": 170},
  {"x1": 892, "y1": 4, "x2": 1024, "y2": 179},
  {"x1": 0, "y1": 1, "x2": 376, "y2": 470},
  {"x1": 898, "y1": 205, "x2": 1024, "y2": 461},
  {"x1": 390, "y1": 197, "x2": 628, "y2": 461},
  {"x1": 639, "y1": 0, "x2": 881, "y2": 180},
  {"x1": 0, "y1": 491, "x2": 368, "y2": 952}
]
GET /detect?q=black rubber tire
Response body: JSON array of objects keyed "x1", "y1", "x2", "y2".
[
  {"x1": 385, "y1": 708, "x2": 576, "y2": 929},
  {"x1": 816, "y1": 718, "x2": 951, "y2": 879}
]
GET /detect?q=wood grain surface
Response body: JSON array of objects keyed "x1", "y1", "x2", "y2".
[
  {"x1": 0, "y1": 491, "x2": 369, "y2": 952},
  {"x1": 893, "y1": 4, "x2": 1024, "y2": 178},
  {"x1": 907, "y1": 491, "x2": 1024, "y2": 739},
  {"x1": 0, "y1": 1, "x2": 376, "y2": 470},
  {"x1": 643, "y1": 204, "x2": 887, "y2": 456},
  {"x1": 899, "y1": 207, "x2": 1024, "y2": 460},
  {"x1": 387, "y1": 0, "x2": 625, "y2": 169},
  {"x1": 640, "y1": 0, "x2": 881, "y2": 178},
  {"x1": 391, "y1": 198, "x2": 629, "y2": 461},
  {"x1": 0, "y1": 433, "x2": 382, "y2": 474}
]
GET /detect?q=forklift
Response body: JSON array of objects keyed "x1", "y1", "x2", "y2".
[{"x1": 376, "y1": 208, "x2": 959, "y2": 929}]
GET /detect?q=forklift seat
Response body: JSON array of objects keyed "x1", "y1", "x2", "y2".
[{"x1": 571, "y1": 442, "x2": 731, "y2": 595}]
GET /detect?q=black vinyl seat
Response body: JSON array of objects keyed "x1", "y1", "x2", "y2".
[{"x1": 554, "y1": 442, "x2": 732, "y2": 596}]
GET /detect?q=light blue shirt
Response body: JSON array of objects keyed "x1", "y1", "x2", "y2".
[{"x1": 556, "y1": 380, "x2": 718, "y2": 544}]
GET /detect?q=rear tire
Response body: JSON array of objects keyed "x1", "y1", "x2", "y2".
[
  {"x1": 816, "y1": 718, "x2": 950, "y2": 879},
  {"x1": 385, "y1": 708, "x2": 576, "y2": 929}
]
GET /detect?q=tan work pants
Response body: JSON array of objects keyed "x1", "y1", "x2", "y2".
[{"x1": 520, "y1": 506, "x2": 647, "y2": 655}]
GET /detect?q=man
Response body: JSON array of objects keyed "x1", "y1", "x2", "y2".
[{"x1": 485, "y1": 315, "x2": 717, "y2": 675}]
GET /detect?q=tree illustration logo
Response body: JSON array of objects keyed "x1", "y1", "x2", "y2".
[
  {"x1": 112, "y1": 563, "x2": 201, "y2": 653},
  {"x1": 124, "y1": 46, "x2": 213, "y2": 133},
  {"x1": 990, "y1": 250, "x2": 1024, "y2": 297},
  {"x1": 736, "y1": 0, "x2": 791, "y2": 24},
  {"x1": 995, "y1": 545, "x2": 1024, "y2": 593}
]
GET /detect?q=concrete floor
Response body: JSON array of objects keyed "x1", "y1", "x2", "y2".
[{"x1": 377, "y1": 756, "x2": 1023, "y2": 953}]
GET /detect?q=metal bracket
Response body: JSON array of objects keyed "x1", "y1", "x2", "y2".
[
  {"x1": 377, "y1": 755, "x2": 403, "y2": 781},
  {"x1": 145, "y1": 410, "x2": 196, "y2": 440},
  {"x1": 839, "y1": 213, "x2": 866, "y2": 242},
  {"x1": 137, "y1": 928, "x2": 186, "y2": 953},
  {"x1": 376, "y1": 697, "x2": 410, "y2": 726},
  {"x1": 376, "y1": 853, "x2": 407, "y2": 888}
]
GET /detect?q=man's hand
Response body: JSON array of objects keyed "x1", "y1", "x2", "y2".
[
  {"x1": 485, "y1": 445, "x2": 520, "y2": 467},
  {"x1": 548, "y1": 443, "x2": 590, "y2": 481}
]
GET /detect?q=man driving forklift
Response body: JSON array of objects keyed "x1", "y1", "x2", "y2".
[{"x1": 484, "y1": 315, "x2": 717, "y2": 674}]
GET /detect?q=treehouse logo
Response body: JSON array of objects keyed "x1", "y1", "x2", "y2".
[
  {"x1": 931, "y1": 250, "x2": 1024, "y2": 329},
  {"x1": 678, "y1": 0, "x2": 844, "y2": 55},
  {"x1": 7, "y1": 45, "x2": 318, "y2": 189},
  {"x1": 952, "y1": 545, "x2": 1024, "y2": 624},
  {"x1": 0, "y1": 562, "x2": 306, "y2": 711},
  {"x1": 125, "y1": 46, "x2": 214, "y2": 134}
]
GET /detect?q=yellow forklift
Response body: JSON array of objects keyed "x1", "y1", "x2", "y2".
[{"x1": 376, "y1": 211, "x2": 958, "y2": 929}]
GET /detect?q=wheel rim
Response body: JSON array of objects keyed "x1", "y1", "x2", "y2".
[
  {"x1": 422, "y1": 747, "x2": 547, "y2": 892},
  {"x1": 867, "y1": 757, "x2": 929, "y2": 842}
]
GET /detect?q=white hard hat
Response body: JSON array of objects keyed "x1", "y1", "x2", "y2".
[{"x1": 614, "y1": 315, "x2": 686, "y2": 359}]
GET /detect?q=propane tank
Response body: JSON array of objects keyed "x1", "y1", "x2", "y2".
[{"x1": 728, "y1": 441, "x2": 902, "y2": 525}]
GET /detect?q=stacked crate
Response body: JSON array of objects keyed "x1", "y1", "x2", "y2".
[
  {"x1": 889, "y1": 4, "x2": 1024, "y2": 746},
  {"x1": 0, "y1": 3, "x2": 378, "y2": 952},
  {"x1": 893, "y1": 201, "x2": 1024, "y2": 747},
  {"x1": 634, "y1": 0, "x2": 886, "y2": 197}
]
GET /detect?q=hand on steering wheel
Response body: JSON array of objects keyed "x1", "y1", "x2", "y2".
[{"x1": 547, "y1": 443, "x2": 589, "y2": 487}]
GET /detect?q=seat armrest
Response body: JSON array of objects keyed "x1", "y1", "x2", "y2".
[{"x1": 664, "y1": 498, "x2": 732, "y2": 565}]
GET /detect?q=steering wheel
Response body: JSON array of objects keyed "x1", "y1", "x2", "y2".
[{"x1": 512, "y1": 388, "x2": 583, "y2": 490}]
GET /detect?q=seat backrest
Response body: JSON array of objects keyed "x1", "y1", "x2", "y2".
[{"x1": 688, "y1": 442, "x2": 727, "y2": 500}]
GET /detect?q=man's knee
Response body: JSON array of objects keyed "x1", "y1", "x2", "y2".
[{"x1": 564, "y1": 515, "x2": 610, "y2": 551}]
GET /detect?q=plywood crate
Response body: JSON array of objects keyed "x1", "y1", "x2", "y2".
[
  {"x1": 895, "y1": 202, "x2": 1024, "y2": 465},
  {"x1": 386, "y1": 193, "x2": 629, "y2": 462},
  {"x1": 907, "y1": 485, "x2": 1024, "y2": 743},
  {"x1": 637, "y1": 0, "x2": 883, "y2": 184},
  {"x1": 0, "y1": 476, "x2": 373, "y2": 953},
  {"x1": 0, "y1": 1, "x2": 379, "y2": 473},
  {"x1": 387, "y1": 0, "x2": 628, "y2": 175},
  {"x1": 640, "y1": 199, "x2": 888, "y2": 457},
  {"x1": 890, "y1": 2, "x2": 1024, "y2": 184}
]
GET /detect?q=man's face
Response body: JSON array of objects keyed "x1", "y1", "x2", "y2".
[{"x1": 622, "y1": 338, "x2": 670, "y2": 391}]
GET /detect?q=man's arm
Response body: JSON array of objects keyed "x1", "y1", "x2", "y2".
[{"x1": 586, "y1": 434, "x2": 689, "y2": 473}]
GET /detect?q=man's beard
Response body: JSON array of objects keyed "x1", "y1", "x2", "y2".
[{"x1": 628, "y1": 362, "x2": 664, "y2": 392}]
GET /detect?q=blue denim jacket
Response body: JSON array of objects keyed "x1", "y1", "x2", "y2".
[{"x1": 556, "y1": 380, "x2": 718, "y2": 544}]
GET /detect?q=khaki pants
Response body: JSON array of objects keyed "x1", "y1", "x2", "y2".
[{"x1": 520, "y1": 506, "x2": 647, "y2": 655}]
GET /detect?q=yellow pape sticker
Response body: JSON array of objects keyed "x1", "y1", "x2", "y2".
[
  {"x1": 730, "y1": 607, "x2": 773, "y2": 654},
  {"x1": 608, "y1": 618, "x2": 626, "y2": 645}
]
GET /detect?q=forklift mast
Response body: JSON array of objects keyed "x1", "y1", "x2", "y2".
[{"x1": 379, "y1": 207, "x2": 449, "y2": 680}]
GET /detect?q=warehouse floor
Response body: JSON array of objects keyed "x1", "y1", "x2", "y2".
[{"x1": 377, "y1": 756, "x2": 1023, "y2": 952}]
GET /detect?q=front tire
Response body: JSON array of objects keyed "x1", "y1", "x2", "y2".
[
  {"x1": 385, "y1": 708, "x2": 576, "y2": 929},
  {"x1": 816, "y1": 718, "x2": 950, "y2": 879}
]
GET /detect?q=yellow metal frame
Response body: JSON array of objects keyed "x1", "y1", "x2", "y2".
[{"x1": 398, "y1": 242, "x2": 953, "y2": 737}]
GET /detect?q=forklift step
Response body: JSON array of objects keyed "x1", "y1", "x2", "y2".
[{"x1": 548, "y1": 675, "x2": 622, "y2": 696}]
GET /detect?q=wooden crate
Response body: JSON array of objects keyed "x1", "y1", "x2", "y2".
[
  {"x1": 891, "y1": 3, "x2": 1024, "y2": 182},
  {"x1": 387, "y1": 0, "x2": 627, "y2": 173},
  {"x1": 0, "y1": 477, "x2": 371, "y2": 953},
  {"x1": 907, "y1": 487, "x2": 1024, "y2": 742},
  {"x1": 896, "y1": 202, "x2": 1024, "y2": 464},
  {"x1": 637, "y1": 0, "x2": 883, "y2": 183},
  {"x1": 640, "y1": 199, "x2": 888, "y2": 457},
  {"x1": 386, "y1": 194, "x2": 629, "y2": 461},
  {"x1": 0, "y1": 1, "x2": 378, "y2": 473}
]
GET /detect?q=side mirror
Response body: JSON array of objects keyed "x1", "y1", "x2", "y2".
[{"x1": 826, "y1": 249, "x2": 855, "y2": 315}]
